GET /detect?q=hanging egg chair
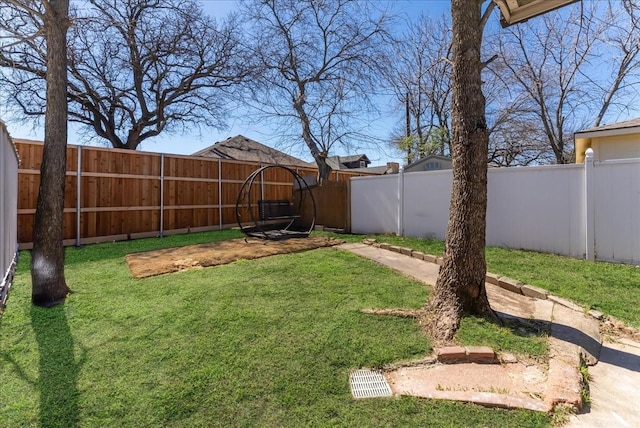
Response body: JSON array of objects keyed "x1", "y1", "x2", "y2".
[{"x1": 235, "y1": 165, "x2": 316, "y2": 240}]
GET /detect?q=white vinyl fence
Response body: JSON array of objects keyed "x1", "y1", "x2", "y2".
[
  {"x1": 1, "y1": 120, "x2": 19, "y2": 313},
  {"x1": 352, "y1": 150, "x2": 640, "y2": 264},
  {"x1": 591, "y1": 158, "x2": 640, "y2": 263}
]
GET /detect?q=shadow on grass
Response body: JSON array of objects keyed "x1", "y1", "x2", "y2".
[{"x1": 31, "y1": 305, "x2": 86, "y2": 428}]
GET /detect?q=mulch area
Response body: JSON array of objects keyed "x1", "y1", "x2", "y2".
[{"x1": 125, "y1": 236, "x2": 344, "y2": 278}]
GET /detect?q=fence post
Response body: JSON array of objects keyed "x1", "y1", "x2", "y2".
[
  {"x1": 160, "y1": 153, "x2": 165, "y2": 237},
  {"x1": 218, "y1": 159, "x2": 222, "y2": 230},
  {"x1": 346, "y1": 178, "x2": 352, "y2": 233},
  {"x1": 76, "y1": 146, "x2": 82, "y2": 246},
  {"x1": 584, "y1": 148, "x2": 595, "y2": 261},
  {"x1": 397, "y1": 167, "x2": 404, "y2": 236},
  {"x1": 260, "y1": 164, "x2": 265, "y2": 201}
]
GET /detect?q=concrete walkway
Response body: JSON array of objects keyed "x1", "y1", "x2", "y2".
[
  {"x1": 566, "y1": 337, "x2": 640, "y2": 427},
  {"x1": 337, "y1": 242, "x2": 639, "y2": 422}
]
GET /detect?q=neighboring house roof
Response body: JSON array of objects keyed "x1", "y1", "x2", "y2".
[
  {"x1": 307, "y1": 154, "x2": 371, "y2": 170},
  {"x1": 574, "y1": 117, "x2": 640, "y2": 139},
  {"x1": 192, "y1": 135, "x2": 309, "y2": 167},
  {"x1": 574, "y1": 117, "x2": 640, "y2": 163},
  {"x1": 347, "y1": 165, "x2": 394, "y2": 175},
  {"x1": 496, "y1": 0, "x2": 579, "y2": 27},
  {"x1": 331, "y1": 154, "x2": 371, "y2": 165},
  {"x1": 404, "y1": 154, "x2": 453, "y2": 173}
]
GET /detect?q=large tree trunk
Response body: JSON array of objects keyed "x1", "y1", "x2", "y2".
[
  {"x1": 314, "y1": 156, "x2": 333, "y2": 183},
  {"x1": 421, "y1": 0, "x2": 494, "y2": 342},
  {"x1": 31, "y1": 0, "x2": 72, "y2": 307}
]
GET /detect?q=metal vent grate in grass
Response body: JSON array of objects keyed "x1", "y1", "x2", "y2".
[{"x1": 349, "y1": 369, "x2": 392, "y2": 399}]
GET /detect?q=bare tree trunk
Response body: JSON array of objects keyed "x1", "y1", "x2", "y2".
[
  {"x1": 294, "y1": 89, "x2": 333, "y2": 182},
  {"x1": 315, "y1": 159, "x2": 332, "y2": 182},
  {"x1": 31, "y1": 0, "x2": 72, "y2": 307},
  {"x1": 422, "y1": 0, "x2": 495, "y2": 342}
]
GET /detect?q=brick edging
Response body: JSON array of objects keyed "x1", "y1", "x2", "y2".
[
  {"x1": 436, "y1": 346, "x2": 497, "y2": 363},
  {"x1": 362, "y1": 239, "x2": 640, "y2": 338}
]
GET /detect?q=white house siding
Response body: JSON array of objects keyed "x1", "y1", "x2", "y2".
[{"x1": 593, "y1": 134, "x2": 640, "y2": 161}]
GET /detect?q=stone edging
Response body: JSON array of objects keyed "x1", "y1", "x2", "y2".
[
  {"x1": 437, "y1": 346, "x2": 497, "y2": 364},
  {"x1": 362, "y1": 239, "x2": 640, "y2": 340}
]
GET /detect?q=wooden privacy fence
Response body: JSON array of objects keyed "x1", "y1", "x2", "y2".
[
  {"x1": 300, "y1": 180, "x2": 351, "y2": 232},
  {"x1": 16, "y1": 141, "x2": 365, "y2": 248}
]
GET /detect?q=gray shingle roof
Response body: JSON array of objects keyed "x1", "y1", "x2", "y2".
[
  {"x1": 307, "y1": 154, "x2": 371, "y2": 170},
  {"x1": 191, "y1": 135, "x2": 310, "y2": 167}
]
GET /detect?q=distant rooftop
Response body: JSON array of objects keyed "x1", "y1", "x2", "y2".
[
  {"x1": 192, "y1": 135, "x2": 309, "y2": 167},
  {"x1": 307, "y1": 154, "x2": 371, "y2": 170}
]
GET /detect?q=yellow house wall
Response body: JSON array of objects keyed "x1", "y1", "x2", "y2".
[
  {"x1": 576, "y1": 133, "x2": 640, "y2": 163},
  {"x1": 575, "y1": 138, "x2": 590, "y2": 163},
  {"x1": 592, "y1": 134, "x2": 640, "y2": 161}
]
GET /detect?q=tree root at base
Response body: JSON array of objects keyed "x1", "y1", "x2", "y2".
[{"x1": 361, "y1": 308, "x2": 423, "y2": 318}]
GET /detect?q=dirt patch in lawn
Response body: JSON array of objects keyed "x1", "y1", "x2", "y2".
[{"x1": 125, "y1": 236, "x2": 345, "y2": 278}]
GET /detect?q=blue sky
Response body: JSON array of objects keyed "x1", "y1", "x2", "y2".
[{"x1": 4, "y1": 0, "x2": 456, "y2": 166}]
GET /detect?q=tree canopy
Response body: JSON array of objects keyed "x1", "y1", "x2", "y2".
[
  {"x1": 383, "y1": 14, "x2": 452, "y2": 164},
  {"x1": 1, "y1": 0, "x2": 253, "y2": 150},
  {"x1": 382, "y1": 0, "x2": 640, "y2": 166},
  {"x1": 239, "y1": 0, "x2": 392, "y2": 180},
  {"x1": 2, "y1": 0, "x2": 639, "y2": 163}
]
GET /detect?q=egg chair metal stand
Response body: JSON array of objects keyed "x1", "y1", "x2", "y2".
[{"x1": 235, "y1": 165, "x2": 316, "y2": 240}]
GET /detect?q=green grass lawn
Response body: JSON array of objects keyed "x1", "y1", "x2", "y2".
[
  {"x1": 0, "y1": 231, "x2": 550, "y2": 427},
  {"x1": 328, "y1": 232, "x2": 640, "y2": 329}
]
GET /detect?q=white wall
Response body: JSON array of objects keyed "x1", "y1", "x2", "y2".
[{"x1": 351, "y1": 159, "x2": 640, "y2": 264}]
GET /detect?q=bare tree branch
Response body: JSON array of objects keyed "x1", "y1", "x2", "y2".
[
  {"x1": 1, "y1": 0, "x2": 254, "y2": 150},
  {"x1": 590, "y1": 0, "x2": 640, "y2": 126},
  {"x1": 240, "y1": 0, "x2": 393, "y2": 181},
  {"x1": 490, "y1": 2, "x2": 606, "y2": 163},
  {"x1": 480, "y1": 1, "x2": 495, "y2": 31},
  {"x1": 382, "y1": 13, "x2": 452, "y2": 164}
]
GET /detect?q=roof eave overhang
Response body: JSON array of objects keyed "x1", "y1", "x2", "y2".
[
  {"x1": 495, "y1": 0, "x2": 581, "y2": 28},
  {"x1": 574, "y1": 126, "x2": 640, "y2": 140}
]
